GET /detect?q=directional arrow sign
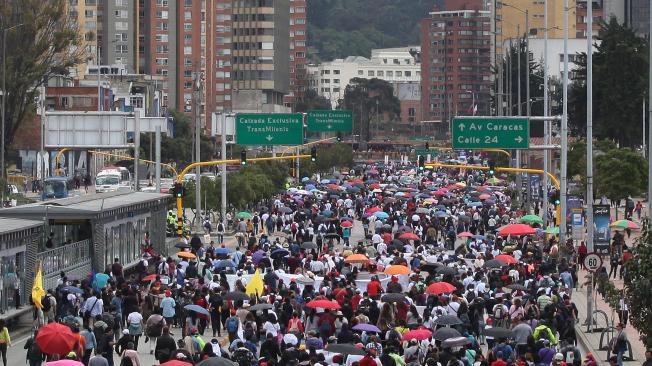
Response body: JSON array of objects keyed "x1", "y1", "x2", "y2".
[
  {"x1": 307, "y1": 110, "x2": 353, "y2": 132},
  {"x1": 236, "y1": 113, "x2": 303, "y2": 145},
  {"x1": 452, "y1": 117, "x2": 529, "y2": 149}
]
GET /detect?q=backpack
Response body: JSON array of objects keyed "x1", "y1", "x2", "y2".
[
  {"x1": 288, "y1": 319, "x2": 300, "y2": 333},
  {"x1": 244, "y1": 321, "x2": 255, "y2": 339},
  {"x1": 493, "y1": 304, "x2": 505, "y2": 320},
  {"x1": 226, "y1": 317, "x2": 239, "y2": 333},
  {"x1": 120, "y1": 354, "x2": 134, "y2": 366},
  {"x1": 136, "y1": 260, "x2": 146, "y2": 274},
  {"x1": 41, "y1": 295, "x2": 51, "y2": 312}
]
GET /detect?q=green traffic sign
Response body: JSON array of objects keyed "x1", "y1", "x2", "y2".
[
  {"x1": 235, "y1": 113, "x2": 303, "y2": 145},
  {"x1": 306, "y1": 110, "x2": 353, "y2": 132},
  {"x1": 452, "y1": 117, "x2": 529, "y2": 149},
  {"x1": 415, "y1": 149, "x2": 438, "y2": 157}
]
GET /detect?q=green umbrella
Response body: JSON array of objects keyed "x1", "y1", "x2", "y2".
[
  {"x1": 237, "y1": 211, "x2": 252, "y2": 219},
  {"x1": 544, "y1": 226, "x2": 560, "y2": 234},
  {"x1": 518, "y1": 214, "x2": 543, "y2": 225}
]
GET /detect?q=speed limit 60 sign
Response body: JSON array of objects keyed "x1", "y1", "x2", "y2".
[{"x1": 584, "y1": 252, "x2": 603, "y2": 272}]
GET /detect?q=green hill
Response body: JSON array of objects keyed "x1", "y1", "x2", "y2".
[{"x1": 307, "y1": 0, "x2": 438, "y2": 61}]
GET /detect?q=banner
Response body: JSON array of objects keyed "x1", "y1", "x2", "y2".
[
  {"x1": 32, "y1": 266, "x2": 45, "y2": 309},
  {"x1": 593, "y1": 204, "x2": 611, "y2": 252}
]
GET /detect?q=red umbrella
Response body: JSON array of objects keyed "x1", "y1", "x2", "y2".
[
  {"x1": 327, "y1": 184, "x2": 340, "y2": 190},
  {"x1": 399, "y1": 232, "x2": 420, "y2": 241},
  {"x1": 498, "y1": 224, "x2": 536, "y2": 236},
  {"x1": 368, "y1": 183, "x2": 381, "y2": 189},
  {"x1": 142, "y1": 274, "x2": 158, "y2": 282},
  {"x1": 457, "y1": 231, "x2": 474, "y2": 238},
  {"x1": 161, "y1": 361, "x2": 194, "y2": 366},
  {"x1": 402, "y1": 327, "x2": 433, "y2": 341},
  {"x1": 306, "y1": 299, "x2": 341, "y2": 310},
  {"x1": 479, "y1": 193, "x2": 492, "y2": 200},
  {"x1": 36, "y1": 323, "x2": 77, "y2": 356},
  {"x1": 365, "y1": 207, "x2": 382, "y2": 214},
  {"x1": 426, "y1": 282, "x2": 457, "y2": 295},
  {"x1": 495, "y1": 254, "x2": 517, "y2": 264},
  {"x1": 340, "y1": 221, "x2": 353, "y2": 228}
]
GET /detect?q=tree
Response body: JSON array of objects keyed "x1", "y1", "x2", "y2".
[
  {"x1": 594, "y1": 147, "x2": 647, "y2": 203},
  {"x1": 568, "y1": 17, "x2": 648, "y2": 147},
  {"x1": 1, "y1": 1, "x2": 84, "y2": 156},
  {"x1": 624, "y1": 221, "x2": 652, "y2": 347},
  {"x1": 300, "y1": 143, "x2": 354, "y2": 177},
  {"x1": 294, "y1": 89, "x2": 332, "y2": 113},
  {"x1": 342, "y1": 78, "x2": 400, "y2": 144}
]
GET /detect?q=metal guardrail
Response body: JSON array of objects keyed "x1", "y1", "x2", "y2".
[{"x1": 37, "y1": 239, "x2": 92, "y2": 277}]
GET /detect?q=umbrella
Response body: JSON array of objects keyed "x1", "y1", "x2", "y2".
[
  {"x1": 397, "y1": 225, "x2": 413, "y2": 233},
  {"x1": 197, "y1": 357, "x2": 237, "y2": 366},
  {"x1": 442, "y1": 336, "x2": 470, "y2": 348},
  {"x1": 271, "y1": 248, "x2": 290, "y2": 259},
  {"x1": 384, "y1": 265, "x2": 411, "y2": 275},
  {"x1": 45, "y1": 361, "x2": 84, "y2": 366},
  {"x1": 365, "y1": 207, "x2": 382, "y2": 214},
  {"x1": 468, "y1": 202, "x2": 482, "y2": 207},
  {"x1": 399, "y1": 232, "x2": 420, "y2": 241},
  {"x1": 295, "y1": 277, "x2": 315, "y2": 285},
  {"x1": 61, "y1": 286, "x2": 84, "y2": 294},
  {"x1": 426, "y1": 282, "x2": 457, "y2": 295},
  {"x1": 236, "y1": 211, "x2": 252, "y2": 219},
  {"x1": 175, "y1": 242, "x2": 190, "y2": 249},
  {"x1": 419, "y1": 262, "x2": 441, "y2": 273},
  {"x1": 340, "y1": 221, "x2": 353, "y2": 228},
  {"x1": 161, "y1": 361, "x2": 194, "y2": 366},
  {"x1": 484, "y1": 326, "x2": 513, "y2": 339},
  {"x1": 436, "y1": 266, "x2": 458, "y2": 275},
  {"x1": 177, "y1": 251, "x2": 196, "y2": 259},
  {"x1": 322, "y1": 210, "x2": 333, "y2": 217},
  {"x1": 487, "y1": 177, "x2": 502, "y2": 184},
  {"x1": 373, "y1": 211, "x2": 389, "y2": 219},
  {"x1": 544, "y1": 226, "x2": 560, "y2": 234},
  {"x1": 249, "y1": 303, "x2": 274, "y2": 311},
  {"x1": 381, "y1": 293, "x2": 406, "y2": 303},
  {"x1": 416, "y1": 207, "x2": 430, "y2": 214},
  {"x1": 325, "y1": 344, "x2": 366, "y2": 356},
  {"x1": 457, "y1": 231, "x2": 474, "y2": 238},
  {"x1": 215, "y1": 247, "x2": 232, "y2": 254},
  {"x1": 301, "y1": 242, "x2": 318, "y2": 250},
  {"x1": 402, "y1": 328, "x2": 433, "y2": 341},
  {"x1": 498, "y1": 224, "x2": 536, "y2": 236},
  {"x1": 278, "y1": 207, "x2": 293, "y2": 214},
  {"x1": 507, "y1": 283, "x2": 528, "y2": 291},
  {"x1": 214, "y1": 259, "x2": 236, "y2": 269},
  {"x1": 479, "y1": 193, "x2": 492, "y2": 200},
  {"x1": 283, "y1": 333, "x2": 299, "y2": 346},
  {"x1": 484, "y1": 259, "x2": 505, "y2": 269},
  {"x1": 306, "y1": 299, "x2": 341, "y2": 310},
  {"x1": 495, "y1": 254, "x2": 517, "y2": 265},
  {"x1": 352, "y1": 323, "x2": 382, "y2": 333},
  {"x1": 36, "y1": 322, "x2": 77, "y2": 355},
  {"x1": 223, "y1": 291, "x2": 249, "y2": 301},
  {"x1": 344, "y1": 254, "x2": 369, "y2": 263},
  {"x1": 142, "y1": 274, "x2": 158, "y2": 282},
  {"x1": 611, "y1": 219, "x2": 640, "y2": 230},
  {"x1": 252, "y1": 250, "x2": 267, "y2": 264},
  {"x1": 518, "y1": 214, "x2": 544, "y2": 225},
  {"x1": 433, "y1": 327, "x2": 461, "y2": 341},
  {"x1": 324, "y1": 233, "x2": 340, "y2": 239},
  {"x1": 433, "y1": 315, "x2": 463, "y2": 326},
  {"x1": 184, "y1": 304, "x2": 210, "y2": 316}
]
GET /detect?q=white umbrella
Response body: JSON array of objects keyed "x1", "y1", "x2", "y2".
[{"x1": 283, "y1": 333, "x2": 298, "y2": 346}]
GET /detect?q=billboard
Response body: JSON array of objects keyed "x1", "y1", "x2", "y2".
[{"x1": 593, "y1": 204, "x2": 611, "y2": 252}]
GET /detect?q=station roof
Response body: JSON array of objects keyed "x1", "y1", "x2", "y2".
[
  {"x1": 0, "y1": 217, "x2": 43, "y2": 235},
  {"x1": 0, "y1": 191, "x2": 170, "y2": 220}
]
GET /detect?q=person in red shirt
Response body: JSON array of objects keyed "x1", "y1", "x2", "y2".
[
  {"x1": 351, "y1": 289, "x2": 362, "y2": 313},
  {"x1": 491, "y1": 352, "x2": 508, "y2": 366},
  {"x1": 366, "y1": 276, "x2": 383, "y2": 300},
  {"x1": 359, "y1": 349, "x2": 377, "y2": 366}
]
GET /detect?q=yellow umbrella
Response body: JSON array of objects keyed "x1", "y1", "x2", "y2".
[
  {"x1": 177, "y1": 251, "x2": 196, "y2": 259},
  {"x1": 246, "y1": 269, "x2": 264, "y2": 296}
]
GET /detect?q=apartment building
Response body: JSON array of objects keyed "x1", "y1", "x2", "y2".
[
  {"x1": 66, "y1": 0, "x2": 101, "y2": 78},
  {"x1": 285, "y1": 0, "x2": 308, "y2": 109},
  {"x1": 420, "y1": 7, "x2": 492, "y2": 124}
]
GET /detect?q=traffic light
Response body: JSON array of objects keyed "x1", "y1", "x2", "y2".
[
  {"x1": 336, "y1": 132, "x2": 342, "y2": 142},
  {"x1": 549, "y1": 190, "x2": 561, "y2": 206},
  {"x1": 173, "y1": 182, "x2": 184, "y2": 198},
  {"x1": 418, "y1": 155, "x2": 425, "y2": 171},
  {"x1": 310, "y1": 146, "x2": 317, "y2": 162},
  {"x1": 425, "y1": 142, "x2": 429, "y2": 150},
  {"x1": 240, "y1": 149, "x2": 247, "y2": 165},
  {"x1": 488, "y1": 160, "x2": 496, "y2": 175}
]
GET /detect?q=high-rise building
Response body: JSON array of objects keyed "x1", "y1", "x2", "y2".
[
  {"x1": 285, "y1": 0, "x2": 308, "y2": 109},
  {"x1": 66, "y1": 0, "x2": 100, "y2": 78},
  {"x1": 101, "y1": 0, "x2": 138, "y2": 72},
  {"x1": 420, "y1": 3, "x2": 492, "y2": 127}
]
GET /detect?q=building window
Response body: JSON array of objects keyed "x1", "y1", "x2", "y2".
[
  {"x1": 386, "y1": 71, "x2": 393, "y2": 77},
  {"x1": 115, "y1": 44, "x2": 128, "y2": 54},
  {"x1": 115, "y1": 22, "x2": 129, "y2": 30},
  {"x1": 368, "y1": 70, "x2": 374, "y2": 76},
  {"x1": 184, "y1": 46, "x2": 192, "y2": 54},
  {"x1": 377, "y1": 71, "x2": 384, "y2": 77},
  {"x1": 155, "y1": 34, "x2": 169, "y2": 42},
  {"x1": 405, "y1": 71, "x2": 412, "y2": 77},
  {"x1": 358, "y1": 70, "x2": 363, "y2": 75},
  {"x1": 184, "y1": 23, "x2": 192, "y2": 31},
  {"x1": 115, "y1": 10, "x2": 128, "y2": 18},
  {"x1": 115, "y1": 33, "x2": 128, "y2": 42},
  {"x1": 333, "y1": 79, "x2": 340, "y2": 84},
  {"x1": 396, "y1": 71, "x2": 402, "y2": 77},
  {"x1": 156, "y1": 11, "x2": 168, "y2": 19}
]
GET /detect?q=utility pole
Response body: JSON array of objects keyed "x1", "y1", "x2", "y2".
[
  {"x1": 222, "y1": 113, "x2": 230, "y2": 229},
  {"x1": 586, "y1": 0, "x2": 595, "y2": 329},
  {"x1": 560, "y1": 0, "x2": 569, "y2": 245},
  {"x1": 155, "y1": 126, "x2": 161, "y2": 192},
  {"x1": 134, "y1": 113, "x2": 140, "y2": 191},
  {"x1": 649, "y1": 0, "x2": 652, "y2": 220},
  {"x1": 542, "y1": 0, "x2": 549, "y2": 227},
  {"x1": 193, "y1": 72, "x2": 203, "y2": 229}
]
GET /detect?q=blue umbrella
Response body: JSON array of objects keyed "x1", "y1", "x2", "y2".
[
  {"x1": 216, "y1": 247, "x2": 232, "y2": 254},
  {"x1": 468, "y1": 202, "x2": 482, "y2": 207},
  {"x1": 184, "y1": 304, "x2": 210, "y2": 316},
  {"x1": 301, "y1": 177, "x2": 310, "y2": 182},
  {"x1": 436, "y1": 211, "x2": 449, "y2": 218},
  {"x1": 93, "y1": 273, "x2": 110, "y2": 292},
  {"x1": 252, "y1": 250, "x2": 267, "y2": 264},
  {"x1": 320, "y1": 179, "x2": 330, "y2": 184},
  {"x1": 322, "y1": 210, "x2": 333, "y2": 217},
  {"x1": 352, "y1": 323, "x2": 382, "y2": 333},
  {"x1": 214, "y1": 259, "x2": 236, "y2": 269},
  {"x1": 62, "y1": 286, "x2": 84, "y2": 294},
  {"x1": 373, "y1": 211, "x2": 389, "y2": 219},
  {"x1": 305, "y1": 184, "x2": 316, "y2": 190},
  {"x1": 271, "y1": 248, "x2": 290, "y2": 259},
  {"x1": 473, "y1": 235, "x2": 486, "y2": 240}
]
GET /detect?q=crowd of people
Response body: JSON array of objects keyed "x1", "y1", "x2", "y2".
[{"x1": 12, "y1": 159, "x2": 630, "y2": 366}]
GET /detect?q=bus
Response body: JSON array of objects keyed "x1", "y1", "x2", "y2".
[
  {"x1": 42, "y1": 177, "x2": 71, "y2": 200},
  {"x1": 95, "y1": 167, "x2": 132, "y2": 193}
]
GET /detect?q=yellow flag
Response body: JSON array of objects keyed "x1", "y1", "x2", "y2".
[
  {"x1": 246, "y1": 269, "x2": 264, "y2": 297},
  {"x1": 32, "y1": 266, "x2": 45, "y2": 309}
]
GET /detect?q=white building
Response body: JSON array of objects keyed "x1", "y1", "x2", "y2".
[{"x1": 315, "y1": 46, "x2": 421, "y2": 107}]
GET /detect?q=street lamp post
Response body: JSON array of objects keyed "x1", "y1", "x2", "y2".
[
  {"x1": 466, "y1": 90, "x2": 475, "y2": 116},
  {"x1": 1, "y1": 23, "x2": 24, "y2": 181}
]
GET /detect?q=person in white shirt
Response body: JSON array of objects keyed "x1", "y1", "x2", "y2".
[
  {"x1": 371, "y1": 233, "x2": 382, "y2": 246},
  {"x1": 377, "y1": 241, "x2": 387, "y2": 255},
  {"x1": 83, "y1": 292, "x2": 104, "y2": 318}
]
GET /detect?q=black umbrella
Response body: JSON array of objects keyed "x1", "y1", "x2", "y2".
[
  {"x1": 507, "y1": 283, "x2": 528, "y2": 291},
  {"x1": 197, "y1": 357, "x2": 238, "y2": 366},
  {"x1": 249, "y1": 303, "x2": 274, "y2": 311},
  {"x1": 484, "y1": 326, "x2": 513, "y2": 339},
  {"x1": 442, "y1": 336, "x2": 470, "y2": 348},
  {"x1": 223, "y1": 291, "x2": 249, "y2": 302},
  {"x1": 381, "y1": 293, "x2": 406, "y2": 303},
  {"x1": 324, "y1": 233, "x2": 340, "y2": 239},
  {"x1": 324, "y1": 344, "x2": 366, "y2": 356},
  {"x1": 270, "y1": 248, "x2": 290, "y2": 259},
  {"x1": 433, "y1": 327, "x2": 461, "y2": 341},
  {"x1": 301, "y1": 242, "x2": 318, "y2": 250},
  {"x1": 433, "y1": 315, "x2": 463, "y2": 326},
  {"x1": 278, "y1": 207, "x2": 293, "y2": 214},
  {"x1": 484, "y1": 259, "x2": 505, "y2": 269},
  {"x1": 436, "y1": 266, "x2": 458, "y2": 275},
  {"x1": 419, "y1": 262, "x2": 442, "y2": 273}
]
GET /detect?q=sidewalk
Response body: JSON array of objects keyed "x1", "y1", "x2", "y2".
[{"x1": 572, "y1": 268, "x2": 646, "y2": 366}]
